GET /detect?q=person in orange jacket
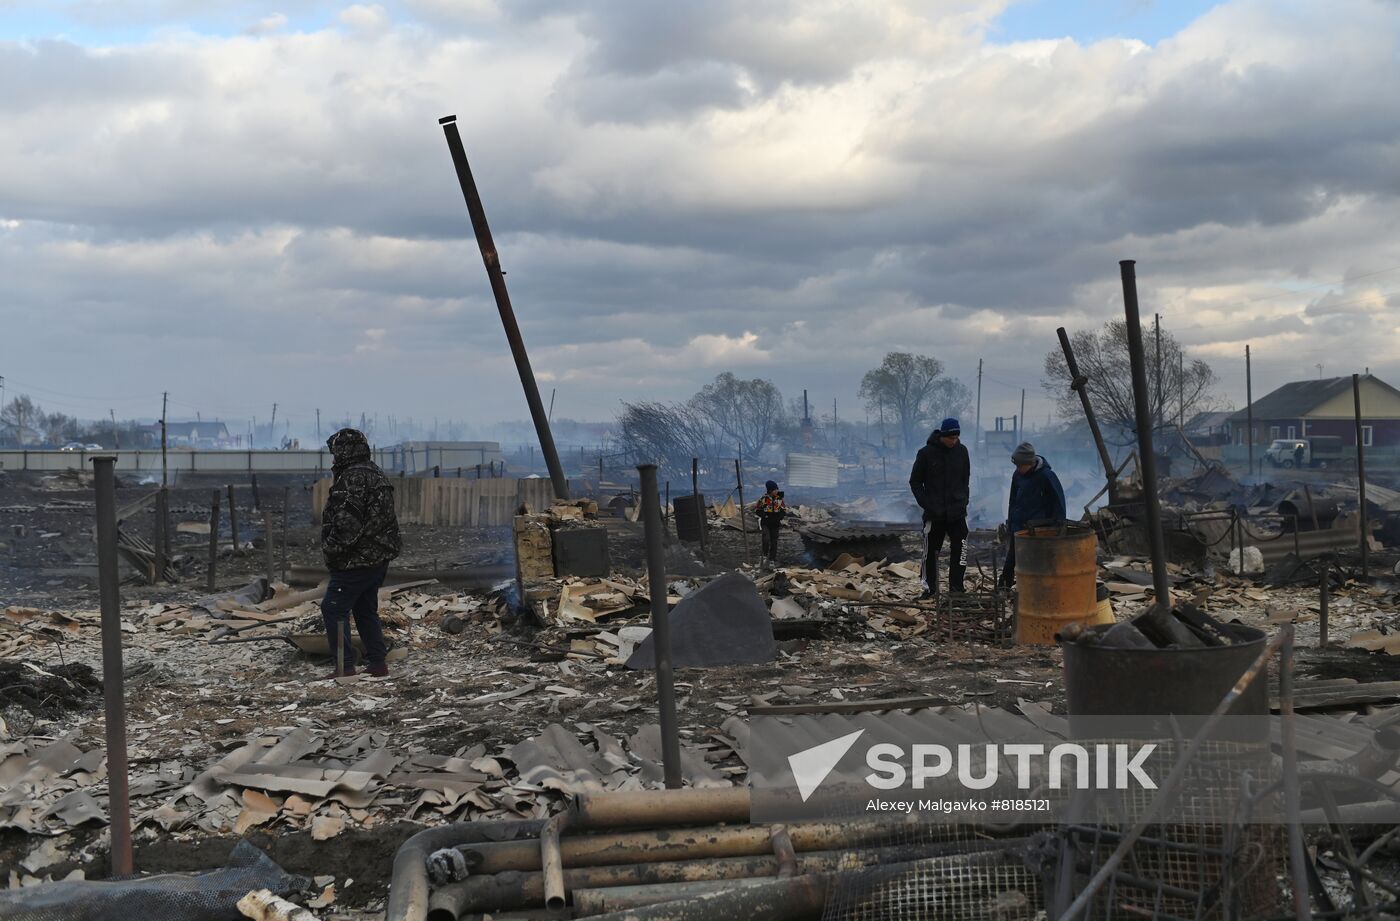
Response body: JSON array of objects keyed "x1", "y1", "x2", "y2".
[{"x1": 754, "y1": 480, "x2": 787, "y2": 568}]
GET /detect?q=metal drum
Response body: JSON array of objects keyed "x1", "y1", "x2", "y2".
[
  {"x1": 672, "y1": 494, "x2": 706, "y2": 543},
  {"x1": 1013, "y1": 524, "x2": 1102, "y2": 645}
]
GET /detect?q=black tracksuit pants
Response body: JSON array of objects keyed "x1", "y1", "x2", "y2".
[
  {"x1": 760, "y1": 518, "x2": 782, "y2": 562},
  {"x1": 320, "y1": 561, "x2": 390, "y2": 669},
  {"x1": 921, "y1": 517, "x2": 968, "y2": 593}
]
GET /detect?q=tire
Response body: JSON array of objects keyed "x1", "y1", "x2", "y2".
[{"x1": 1281, "y1": 459, "x2": 1294, "y2": 469}]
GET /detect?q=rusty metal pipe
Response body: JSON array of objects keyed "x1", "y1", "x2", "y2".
[
  {"x1": 571, "y1": 789, "x2": 750, "y2": 829},
  {"x1": 770, "y1": 826, "x2": 796, "y2": 878},
  {"x1": 433, "y1": 870, "x2": 831, "y2": 921},
  {"x1": 436, "y1": 837, "x2": 1023, "y2": 917},
  {"x1": 1353, "y1": 373, "x2": 1370, "y2": 578},
  {"x1": 582, "y1": 873, "x2": 827, "y2": 921},
  {"x1": 541, "y1": 810, "x2": 572, "y2": 910},
  {"x1": 574, "y1": 878, "x2": 776, "y2": 914},
  {"x1": 386, "y1": 819, "x2": 545, "y2": 921},
  {"x1": 462, "y1": 815, "x2": 961, "y2": 874}
]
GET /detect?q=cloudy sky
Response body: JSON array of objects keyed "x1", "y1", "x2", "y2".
[{"x1": 1, "y1": 0, "x2": 1398, "y2": 441}]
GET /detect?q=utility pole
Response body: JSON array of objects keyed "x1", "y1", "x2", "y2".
[
  {"x1": 1245, "y1": 345, "x2": 1255, "y2": 477},
  {"x1": 1019, "y1": 389, "x2": 1026, "y2": 445},
  {"x1": 269, "y1": 403, "x2": 277, "y2": 445},
  {"x1": 1178, "y1": 351, "x2": 1185, "y2": 432},
  {"x1": 975, "y1": 359, "x2": 984, "y2": 458},
  {"x1": 548, "y1": 388, "x2": 556, "y2": 422},
  {"x1": 1353, "y1": 373, "x2": 1370, "y2": 579},
  {"x1": 316, "y1": 408, "x2": 321, "y2": 439},
  {"x1": 1154, "y1": 313, "x2": 1162, "y2": 430},
  {"x1": 160, "y1": 391, "x2": 168, "y2": 487},
  {"x1": 110, "y1": 409, "x2": 119, "y2": 450}
]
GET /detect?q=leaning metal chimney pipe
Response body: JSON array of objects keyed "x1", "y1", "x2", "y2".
[
  {"x1": 1118, "y1": 261, "x2": 1172, "y2": 611},
  {"x1": 439, "y1": 115, "x2": 568, "y2": 500},
  {"x1": 1057, "y1": 327, "x2": 1116, "y2": 495}
]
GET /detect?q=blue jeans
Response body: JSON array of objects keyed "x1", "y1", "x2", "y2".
[{"x1": 321, "y1": 562, "x2": 389, "y2": 669}]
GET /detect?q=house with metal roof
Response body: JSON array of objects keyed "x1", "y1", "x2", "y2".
[{"x1": 1226, "y1": 375, "x2": 1400, "y2": 448}]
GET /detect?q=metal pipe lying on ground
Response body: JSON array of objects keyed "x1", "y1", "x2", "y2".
[
  {"x1": 460, "y1": 813, "x2": 962, "y2": 874},
  {"x1": 431, "y1": 839, "x2": 1026, "y2": 918},
  {"x1": 573, "y1": 878, "x2": 776, "y2": 914},
  {"x1": 571, "y1": 789, "x2": 750, "y2": 829},
  {"x1": 386, "y1": 820, "x2": 545, "y2": 921},
  {"x1": 582, "y1": 872, "x2": 828, "y2": 921},
  {"x1": 541, "y1": 810, "x2": 573, "y2": 910}
]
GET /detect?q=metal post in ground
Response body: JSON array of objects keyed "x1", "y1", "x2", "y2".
[
  {"x1": 161, "y1": 485, "x2": 171, "y2": 561},
  {"x1": 227, "y1": 484, "x2": 240, "y2": 552},
  {"x1": 692, "y1": 458, "x2": 706, "y2": 563},
  {"x1": 1246, "y1": 345, "x2": 1255, "y2": 478},
  {"x1": 1320, "y1": 558, "x2": 1330, "y2": 648},
  {"x1": 735, "y1": 458, "x2": 750, "y2": 565},
  {"x1": 207, "y1": 490, "x2": 220, "y2": 592},
  {"x1": 1353, "y1": 373, "x2": 1370, "y2": 579},
  {"x1": 264, "y1": 509, "x2": 275, "y2": 586},
  {"x1": 251, "y1": 473, "x2": 261, "y2": 512},
  {"x1": 281, "y1": 486, "x2": 290, "y2": 583},
  {"x1": 1118, "y1": 260, "x2": 1171, "y2": 612},
  {"x1": 638, "y1": 463, "x2": 682, "y2": 789},
  {"x1": 92, "y1": 457, "x2": 133, "y2": 876},
  {"x1": 152, "y1": 487, "x2": 167, "y2": 582},
  {"x1": 439, "y1": 115, "x2": 568, "y2": 500}
]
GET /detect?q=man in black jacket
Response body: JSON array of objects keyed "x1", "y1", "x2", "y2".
[
  {"x1": 319, "y1": 428, "x2": 402, "y2": 678},
  {"x1": 909, "y1": 417, "x2": 971, "y2": 597}
]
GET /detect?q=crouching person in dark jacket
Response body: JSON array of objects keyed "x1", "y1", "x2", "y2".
[
  {"x1": 320, "y1": 428, "x2": 402, "y2": 678},
  {"x1": 999, "y1": 442, "x2": 1066, "y2": 588},
  {"x1": 909, "y1": 417, "x2": 971, "y2": 597}
]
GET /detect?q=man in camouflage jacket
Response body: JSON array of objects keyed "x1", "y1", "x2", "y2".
[{"x1": 319, "y1": 428, "x2": 401, "y2": 677}]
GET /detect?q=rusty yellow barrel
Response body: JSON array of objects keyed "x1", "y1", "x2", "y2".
[{"x1": 1014, "y1": 525, "x2": 1107, "y2": 645}]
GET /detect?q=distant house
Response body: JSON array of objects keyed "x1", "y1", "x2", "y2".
[
  {"x1": 1184, "y1": 411, "x2": 1234, "y2": 446},
  {"x1": 1226, "y1": 375, "x2": 1400, "y2": 448},
  {"x1": 149, "y1": 421, "x2": 233, "y2": 448}
]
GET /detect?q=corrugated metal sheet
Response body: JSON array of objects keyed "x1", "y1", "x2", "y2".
[{"x1": 786, "y1": 452, "x2": 839, "y2": 488}]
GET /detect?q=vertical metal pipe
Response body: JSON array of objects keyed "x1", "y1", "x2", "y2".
[
  {"x1": 735, "y1": 458, "x2": 750, "y2": 564},
  {"x1": 207, "y1": 489, "x2": 220, "y2": 592},
  {"x1": 1278, "y1": 624, "x2": 1314, "y2": 921},
  {"x1": 692, "y1": 458, "x2": 706, "y2": 563},
  {"x1": 281, "y1": 486, "x2": 290, "y2": 583},
  {"x1": 1118, "y1": 261, "x2": 1172, "y2": 610},
  {"x1": 227, "y1": 484, "x2": 240, "y2": 552},
  {"x1": 1246, "y1": 345, "x2": 1255, "y2": 478},
  {"x1": 1353, "y1": 373, "x2": 1370, "y2": 579},
  {"x1": 152, "y1": 487, "x2": 166, "y2": 582},
  {"x1": 264, "y1": 509, "x2": 275, "y2": 585},
  {"x1": 439, "y1": 115, "x2": 568, "y2": 500},
  {"x1": 1319, "y1": 559, "x2": 1330, "y2": 648},
  {"x1": 1154, "y1": 312, "x2": 1162, "y2": 429},
  {"x1": 1057, "y1": 327, "x2": 1116, "y2": 487},
  {"x1": 92, "y1": 457, "x2": 133, "y2": 876},
  {"x1": 161, "y1": 486, "x2": 172, "y2": 561},
  {"x1": 638, "y1": 464, "x2": 682, "y2": 789},
  {"x1": 975, "y1": 359, "x2": 983, "y2": 459}
]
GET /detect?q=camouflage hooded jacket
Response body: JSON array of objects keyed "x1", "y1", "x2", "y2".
[{"x1": 321, "y1": 429, "x2": 402, "y2": 571}]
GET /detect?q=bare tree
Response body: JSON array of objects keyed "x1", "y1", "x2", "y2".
[
  {"x1": 690, "y1": 373, "x2": 787, "y2": 461},
  {"x1": 616, "y1": 401, "x2": 723, "y2": 484},
  {"x1": 1043, "y1": 321, "x2": 1218, "y2": 443},
  {"x1": 0, "y1": 395, "x2": 39, "y2": 446},
  {"x1": 858, "y1": 353, "x2": 971, "y2": 451}
]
